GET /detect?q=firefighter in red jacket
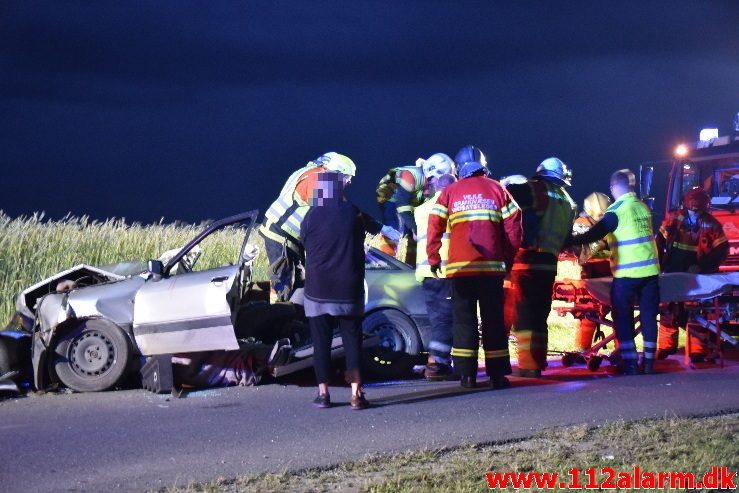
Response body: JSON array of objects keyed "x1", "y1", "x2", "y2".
[
  {"x1": 656, "y1": 187, "x2": 728, "y2": 362},
  {"x1": 427, "y1": 145, "x2": 522, "y2": 389},
  {"x1": 506, "y1": 157, "x2": 577, "y2": 377}
]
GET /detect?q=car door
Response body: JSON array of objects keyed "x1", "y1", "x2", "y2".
[
  {"x1": 132, "y1": 264, "x2": 240, "y2": 355},
  {"x1": 131, "y1": 211, "x2": 258, "y2": 355}
]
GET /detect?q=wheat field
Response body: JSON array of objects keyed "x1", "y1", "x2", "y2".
[
  {"x1": 0, "y1": 211, "x2": 267, "y2": 326},
  {"x1": 0, "y1": 211, "x2": 582, "y2": 353}
]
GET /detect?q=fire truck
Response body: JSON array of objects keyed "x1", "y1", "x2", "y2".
[{"x1": 640, "y1": 113, "x2": 739, "y2": 271}]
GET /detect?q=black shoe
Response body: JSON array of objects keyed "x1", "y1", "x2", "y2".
[
  {"x1": 655, "y1": 348, "x2": 676, "y2": 360},
  {"x1": 460, "y1": 375, "x2": 477, "y2": 389},
  {"x1": 515, "y1": 368, "x2": 541, "y2": 378},
  {"x1": 642, "y1": 359, "x2": 655, "y2": 375},
  {"x1": 313, "y1": 393, "x2": 331, "y2": 409},
  {"x1": 489, "y1": 376, "x2": 510, "y2": 390},
  {"x1": 622, "y1": 361, "x2": 640, "y2": 375},
  {"x1": 424, "y1": 363, "x2": 454, "y2": 381},
  {"x1": 689, "y1": 354, "x2": 705, "y2": 364},
  {"x1": 350, "y1": 392, "x2": 370, "y2": 410}
]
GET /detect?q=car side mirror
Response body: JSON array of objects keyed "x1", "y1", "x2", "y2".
[
  {"x1": 148, "y1": 260, "x2": 164, "y2": 278},
  {"x1": 639, "y1": 165, "x2": 654, "y2": 200}
]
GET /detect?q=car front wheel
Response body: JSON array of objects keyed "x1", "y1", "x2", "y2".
[
  {"x1": 53, "y1": 319, "x2": 131, "y2": 392},
  {"x1": 361, "y1": 309, "x2": 421, "y2": 380}
]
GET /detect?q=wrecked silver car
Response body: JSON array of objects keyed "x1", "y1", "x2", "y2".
[{"x1": 20, "y1": 211, "x2": 430, "y2": 392}]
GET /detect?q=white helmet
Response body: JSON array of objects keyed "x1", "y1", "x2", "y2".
[
  {"x1": 536, "y1": 157, "x2": 571, "y2": 186},
  {"x1": 420, "y1": 153, "x2": 456, "y2": 179},
  {"x1": 315, "y1": 152, "x2": 356, "y2": 177}
]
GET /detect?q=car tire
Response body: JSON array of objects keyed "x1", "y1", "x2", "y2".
[
  {"x1": 53, "y1": 319, "x2": 131, "y2": 392},
  {"x1": 0, "y1": 338, "x2": 11, "y2": 376},
  {"x1": 361, "y1": 309, "x2": 421, "y2": 380}
]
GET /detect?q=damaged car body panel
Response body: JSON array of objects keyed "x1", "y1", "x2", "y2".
[
  {"x1": 23, "y1": 209, "x2": 432, "y2": 393},
  {"x1": 29, "y1": 211, "x2": 258, "y2": 392},
  {"x1": 16, "y1": 264, "x2": 126, "y2": 331},
  {"x1": 132, "y1": 264, "x2": 240, "y2": 355}
]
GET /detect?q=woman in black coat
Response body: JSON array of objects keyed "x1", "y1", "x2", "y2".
[{"x1": 300, "y1": 170, "x2": 370, "y2": 410}]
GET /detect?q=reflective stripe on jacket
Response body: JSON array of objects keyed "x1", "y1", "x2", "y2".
[
  {"x1": 376, "y1": 166, "x2": 425, "y2": 211},
  {"x1": 534, "y1": 180, "x2": 577, "y2": 255},
  {"x1": 415, "y1": 192, "x2": 450, "y2": 280},
  {"x1": 606, "y1": 192, "x2": 660, "y2": 278},
  {"x1": 263, "y1": 165, "x2": 323, "y2": 241},
  {"x1": 427, "y1": 175, "x2": 522, "y2": 278},
  {"x1": 658, "y1": 208, "x2": 728, "y2": 272},
  {"x1": 520, "y1": 179, "x2": 576, "y2": 254}
]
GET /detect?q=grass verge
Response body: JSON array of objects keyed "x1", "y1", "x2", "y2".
[{"x1": 160, "y1": 412, "x2": 739, "y2": 492}]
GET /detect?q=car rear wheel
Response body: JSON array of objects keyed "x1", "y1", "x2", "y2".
[
  {"x1": 53, "y1": 319, "x2": 131, "y2": 392},
  {"x1": 361, "y1": 309, "x2": 421, "y2": 380},
  {"x1": 0, "y1": 339, "x2": 11, "y2": 376}
]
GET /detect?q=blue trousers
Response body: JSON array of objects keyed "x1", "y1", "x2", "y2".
[
  {"x1": 610, "y1": 275, "x2": 659, "y2": 362},
  {"x1": 421, "y1": 278, "x2": 453, "y2": 364}
]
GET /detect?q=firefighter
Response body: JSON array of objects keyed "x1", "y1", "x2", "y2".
[
  {"x1": 656, "y1": 187, "x2": 728, "y2": 362},
  {"x1": 572, "y1": 192, "x2": 612, "y2": 350},
  {"x1": 376, "y1": 153, "x2": 455, "y2": 263},
  {"x1": 568, "y1": 169, "x2": 660, "y2": 375},
  {"x1": 414, "y1": 173, "x2": 457, "y2": 380},
  {"x1": 427, "y1": 145, "x2": 522, "y2": 389},
  {"x1": 506, "y1": 157, "x2": 577, "y2": 377},
  {"x1": 260, "y1": 152, "x2": 399, "y2": 302}
]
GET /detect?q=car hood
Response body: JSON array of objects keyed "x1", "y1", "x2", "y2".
[{"x1": 15, "y1": 264, "x2": 126, "y2": 329}]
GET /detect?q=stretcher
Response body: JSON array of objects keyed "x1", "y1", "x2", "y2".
[{"x1": 552, "y1": 272, "x2": 739, "y2": 370}]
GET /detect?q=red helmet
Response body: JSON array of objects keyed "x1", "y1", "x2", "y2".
[{"x1": 683, "y1": 187, "x2": 710, "y2": 212}]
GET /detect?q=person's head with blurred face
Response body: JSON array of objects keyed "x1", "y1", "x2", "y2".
[{"x1": 309, "y1": 172, "x2": 345, "y2": 206}]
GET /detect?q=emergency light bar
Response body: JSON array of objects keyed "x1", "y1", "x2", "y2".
[{"x1": 699, "y1": 128, "x2": 719, "y2": 141}]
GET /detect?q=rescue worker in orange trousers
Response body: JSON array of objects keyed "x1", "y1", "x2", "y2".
[
  {"x1": 376, "y1": 153, "x2": 455, "y2": 264},
  {"x1": 506, "y1": 157, "x2": 577, "y2": 377},
  {"x1": 656, "y1": 187, "x2": 728, "y2": 362},
  {"x1": 260, "y1": 152, "x2": 399, "y2": 302},
  {"x1": 570, "y1": 192, "x2": 612, "y2": 350},
  {"x1": 427, "y1": 145, "x2": 522, "y2": 389}
]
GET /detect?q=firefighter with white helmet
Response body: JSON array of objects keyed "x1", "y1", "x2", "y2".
[
  {"x1": 376, "y1": 152, "x2": 455, "y2": 262},
  {"x1": 506, "y1": 156, "x2": 577, "y2": 377},
  {"x1": 421, "y1": 153, "x2": 456, "y2": 182}
]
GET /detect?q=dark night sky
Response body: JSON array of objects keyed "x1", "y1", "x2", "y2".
[{"x1": 1, "y1": 1, "x2": 738, "y2": 224}]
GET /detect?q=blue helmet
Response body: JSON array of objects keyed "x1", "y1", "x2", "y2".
[{"x1": 454, "y1": 145, "x2": 488, "y2": 178}]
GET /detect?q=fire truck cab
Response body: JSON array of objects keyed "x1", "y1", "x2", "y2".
[{"x1": 641, "y1": 114, "x2": 739, "y2": 271}]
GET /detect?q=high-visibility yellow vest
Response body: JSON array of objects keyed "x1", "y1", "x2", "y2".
[
  {"x1": 533, "y1": 180, "x2": 577, "y2": 256},
  {"x1": 261, "y1": 163, "x2": 322, "y2": 242},
  {"x1": 414, "y1": 192, "x2": 449, "y2": 280},
  {"x1": 606, "y1": 192, "x2": 660, "y2": 278}
]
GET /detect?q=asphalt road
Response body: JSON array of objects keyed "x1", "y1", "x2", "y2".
[{"x1": 1, "y1": 357, "x2": 738, "y2": 493}]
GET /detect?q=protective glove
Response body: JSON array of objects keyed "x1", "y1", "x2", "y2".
[
  {"x1": 381, "y1": 225, "x2": 402, "y2": 243},
  {"x1": 430, "y1": 263, "x2": 442, "y2": 278}
]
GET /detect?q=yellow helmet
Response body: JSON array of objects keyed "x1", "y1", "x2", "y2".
[
  {"x1": 583, "y1": 192, "x2": 611, "y2": 221},
  {"x1": 315, "y1": 152, "x2": 356, "y2": 177}
]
